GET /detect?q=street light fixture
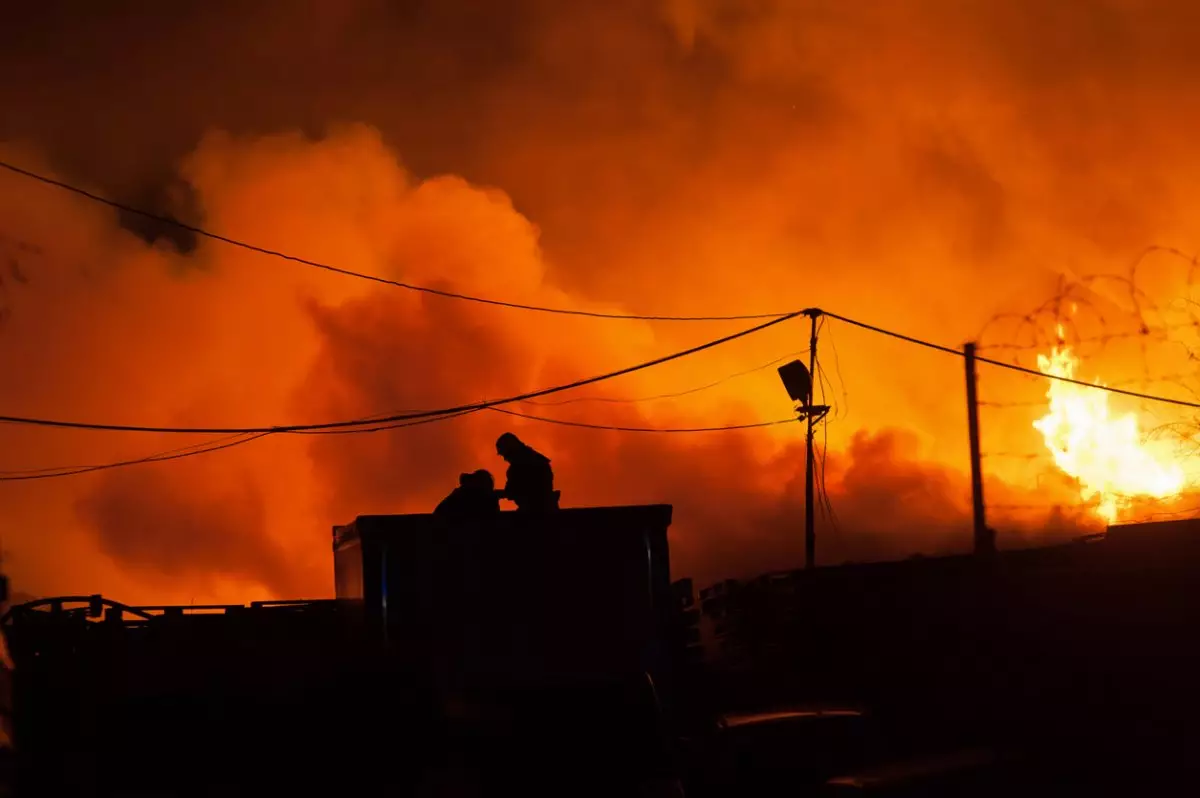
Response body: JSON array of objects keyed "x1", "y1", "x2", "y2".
[
  {"x1": 777, "y1": 357, "x2": 831, "y2": 570},
  {"x1": 777, "y1": 360, "x2": 813, "y2": 407}
]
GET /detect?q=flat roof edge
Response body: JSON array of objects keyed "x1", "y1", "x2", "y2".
[
  {"x1": 333, "y1": 504, "x2": 673, "y2": 545},
  {"x1": 352, "y1": 503, "x2": 673, "y2": 524}
]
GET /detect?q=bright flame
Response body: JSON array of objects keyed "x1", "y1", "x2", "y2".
[{"x1": 1033, "y1": 346, "x2": 1185, "y2": 524}]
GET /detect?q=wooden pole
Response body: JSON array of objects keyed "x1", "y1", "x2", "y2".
[
  {"x1": 964, "y1": 342, "x2": 994, "y2": 555},
  {"x1": 806, "y1": 314, "x2": 819, "y2": 569}
]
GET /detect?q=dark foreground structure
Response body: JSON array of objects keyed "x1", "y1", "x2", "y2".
[
  {"x1": 6, "y1": 506, "x2": 680, "y2": 796},
  {"x1": 693, "y1": 518, "x2": 1200, "y2": 791},
  {"x1": 7, "y1": 510, "x2": 1200, "y2": 794}
]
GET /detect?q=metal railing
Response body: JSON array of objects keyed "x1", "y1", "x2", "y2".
[{"x1": 1, "y1": 595, "x2": 355, "y2": 629}]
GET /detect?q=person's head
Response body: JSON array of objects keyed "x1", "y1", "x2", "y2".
[
  {"x1": 467, "y1": 469, "x2": 494, "y2": 491},
  {"x1": 496, "y1": 432, "x2": 523, "y2": 460},
  {"x1": 459, "y1": 470, "x2": 494, "y2": 490}
]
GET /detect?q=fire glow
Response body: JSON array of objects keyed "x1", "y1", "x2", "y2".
[{"x1": 1033, "y1": 345, "x2": 1186, "y2": 524}]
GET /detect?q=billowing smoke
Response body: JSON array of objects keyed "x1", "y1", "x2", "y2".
[{"x1": 3, "y1": 0, "x2": 1197, "y2": 602}]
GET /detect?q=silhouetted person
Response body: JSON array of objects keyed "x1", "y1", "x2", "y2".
[
  {"x1": 495, "y1": 432, "x2": 559, "y2": 512},
  {"x1": 434, "y1": 469, "x2": 501, "y2": 517}
]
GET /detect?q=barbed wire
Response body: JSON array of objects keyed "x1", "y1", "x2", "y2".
[
  {"x1": 977, "y1": 246, "x2": 1200, "y2": 380},
  {"x1": 976, "y1": 244, "x2": 1200, "y2": 526}
]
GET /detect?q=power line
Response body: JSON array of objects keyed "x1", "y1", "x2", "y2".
[
  {"x1": 978, "y1": 354, "x2": 1200, "y2": 410},
  {"x1": 0, "y1": 431, "x2": 252, "y2": 476},
  {"x1": 8, "y1": 306, "x2": 1196, "y2": 438},
  {"x1": 0, "y1": 159, "x2": 792, "y2": 323},
  {"x1": 0, "y1": 328, "x2": 811, "y2": 478},
  {"x1": 487, "y1": 406, "x2": 796, "y2": 432},
  {"x1": 822, "y1": 311, "x2": 962, "y2": 357},
  {"x1": 292, "y1": 408, "x2": 481, "y2": 435},
  {"x1": 0, "y1": 411, "x2": 469, "y2": 481},
  {"x1": 0, "y1": 433, "x2": 271, "y2": 481},
  {"x1": 823, "y1": 311, "x2": 1200, "y2": 411},
  {"x1": 0, "y1": 343, "x2": 814, "y2": 478},
  {"x1": 980, "y1": 372, "x2": 1200, "y2": 409},
  {"x1": 0, "y1": 403, "x2": 796, "y2": 481},
  {"x1": 521, "y1": 350, "x2": 808, "y2": 407},
  {"x1": 0, "y1": 312, "x2": 805, "y2": 435},
  {"x1": 822, "y1": 318, "x2": 850, "y2": 421},
  {"x1": 813, "y1": 350, "x2": 839, "y2": 529}
]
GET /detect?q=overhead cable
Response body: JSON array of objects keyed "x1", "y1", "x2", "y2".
[
  {"x1": 823, "y1": 311, "x2": 1200, "y2": 411},
  {"x1": 0, "y1": 159, "x2": 792, "y2": 322},
  {"x1": 0, "y1": 413, "x2": 464, "y2": 481},
  {"x1": 0, "y1": 433, "x2": 271, "y2": 481},
  {"x1": 521, "y1": 350, "x2": 809, "y2": 407},
  {"x1": 486, "y1": 406, "x2": 796, "y2": 432},
  {"x1": 0, "y1": 311, "x2": 804, "y2": 435},
  {"x1": 0, "y1": 405, "x2": 796, "y2": 481}
]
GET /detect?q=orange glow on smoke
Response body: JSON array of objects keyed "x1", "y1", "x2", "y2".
[{"x1": 6, "y1": 2, "x2": 1200, "y2": 601}]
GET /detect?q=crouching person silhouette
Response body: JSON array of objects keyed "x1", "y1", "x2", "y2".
[{"x1": 434, "y1": 469, "x2": 501, "y2": 517}]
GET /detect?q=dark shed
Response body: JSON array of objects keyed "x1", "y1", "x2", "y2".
[{"x1": 333, "y1": 505, "x2": 674, "y2": 685}]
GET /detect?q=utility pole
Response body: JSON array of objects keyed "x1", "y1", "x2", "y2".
[
  {"x1": 805, "y1": 313, "x2": 819, "y2": 569},
  {"x1": 776, "y1": 310, "x2": 829, "y2": 571},
  {"x1": 964, "y1": 342, "x2": 994, "y2": 555}
]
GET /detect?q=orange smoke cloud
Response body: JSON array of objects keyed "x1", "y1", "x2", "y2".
[
  {"x1": 77, "y1": 466, "x2": 299, "y2": 599},
  {"x1": 4, "y1": 1, "x2": 1200, "y2": 602},
  {"x1": 0, "y1": 128, "x2": 1012, "y2": 602}
]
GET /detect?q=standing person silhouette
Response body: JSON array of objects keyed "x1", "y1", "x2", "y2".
[{"x1": 495, "y1": 432, "x2": 560, "y2": 512}]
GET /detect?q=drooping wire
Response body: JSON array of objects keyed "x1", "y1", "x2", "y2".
[
  {"x1": 521, "y1": 350, "x2": 809, "y2": 407},
  {"x1": 0, "y1": 407, "x2": 487, "y2": 481},
  {"x1": 486, "y1": 406, "x2": 795, "y2": 432},
  {"x1": 822, "y1": 311, "x2": 1200, "y2": 411},
  {"x1": 0, "y1": 355, "x2": 807, "y2": 480},
  {"x1": 16, "y1": 308, "x2": 1195, "y2": 436},
  {"x1": 0, "y1": 311, "x2": 806, "y2": 435},
  {"x1": 0, "y1": 431, "x2": 254, "y2": 476},
  {"x1": 0, "y1": 158, "x2": 793, "y2": 323},
  {"x1": 823, "y1": 318, "x2": 850, "y2": 421},
  {"x1": 814, "y1": 350, "x2": 840, "y2": 531},
  {"x1": 0, "y1": 432, "x2": 272, "y2": 481}
]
